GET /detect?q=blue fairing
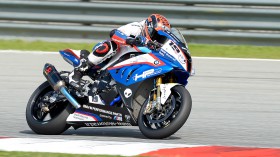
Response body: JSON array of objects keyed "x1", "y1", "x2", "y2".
[
  {"x1": 137, "y1": 47, "x2": 151, "y2": 53},
  {"x1": 155, "y1": 53, "x2": 190, "y2": 85},
  {"x1": 109, "y1": 51, "x2": 189, "y2": 86},
  {"x1": 59, "y1": 50, "x2": 80, "y2": 67},
  {"x1": 109, "y1": 54, "x2": 173, "y2": 86},
  {"x1": 174, "y1": 69, "x2": 189, "y2": 85}
]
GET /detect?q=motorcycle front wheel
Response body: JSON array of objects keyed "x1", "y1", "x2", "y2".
[
  {"x1": 26, "y1": 81, "x2": 73, "y2": 135},
  {"x1": 138, "y1": 85, "x2": 192, "y2": 139}
]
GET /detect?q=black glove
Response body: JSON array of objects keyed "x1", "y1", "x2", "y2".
[{"x1": 126, "y1": 36, "x2": 146, "y2": 46}]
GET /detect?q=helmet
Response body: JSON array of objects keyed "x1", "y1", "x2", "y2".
[{"x1": 144, "y1": 14, "x2": 171, "y2": 41}]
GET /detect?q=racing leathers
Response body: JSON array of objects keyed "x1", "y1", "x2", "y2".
[{"x1": 67, "y1": 20, "x2": 148, "y2": 90}]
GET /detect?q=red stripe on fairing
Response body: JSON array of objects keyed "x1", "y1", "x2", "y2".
[
  {"x1": 133, "y1": 46, "x2": 141, "y2": 52},
  {"x1": 108, "y1": 54, "x2": 165, "y2": 70},
  {"x1": 64, "y1": 49, "x2": 80, "y2": 60},
  {"x1": 140, "y1": 146, "x2": 280, "y2": 157}
]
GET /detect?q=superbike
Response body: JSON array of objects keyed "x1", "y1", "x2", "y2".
[{"x1": 26, "y1": 28, "x2": 193, "y2": 139}]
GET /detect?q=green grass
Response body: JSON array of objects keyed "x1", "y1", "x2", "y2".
[
  {"x1": 189, "y1": 44, "x2": 280, "y2": 59},
  {"x1": 0, "y1": 151, "x2": 125, "y2": 157},
  {"x1": 0, "y1": 39, "x2": 280, "y2": 59}
]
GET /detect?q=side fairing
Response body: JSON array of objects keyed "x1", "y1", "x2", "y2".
[{"x1": 108, "y1": 53, "x2": 173, "y2": 86}]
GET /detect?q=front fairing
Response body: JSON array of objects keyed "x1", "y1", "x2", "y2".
[
  {"x1": 156, "y1": 30, "x2": 191, "y2": 72},
  {"x1": 108, "y1": 29, "x2": 192, "y2": 86},
  {"x1": 152, "y1": 53, "x2": 190, "y2": 85}
]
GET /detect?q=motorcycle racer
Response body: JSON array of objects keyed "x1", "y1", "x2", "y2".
[
  {"x1": 28, "y1": 14, "x2": 193, "y2": 138},
  {"x1": 66, "y1": 14, "x2": 172, "y2": 90}
]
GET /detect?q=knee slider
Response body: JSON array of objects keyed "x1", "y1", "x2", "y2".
[{"x1": 93, "y1": 41, "x2": 111, "y2": 57}]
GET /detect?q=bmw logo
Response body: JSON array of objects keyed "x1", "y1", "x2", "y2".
[{"x1": 154, "y1": 60, "x2": 160, "y2": 65}]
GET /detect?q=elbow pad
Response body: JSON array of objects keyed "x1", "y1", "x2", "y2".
[{"x1": 111, "y1": 30, "x2": 127, "y2": 45}]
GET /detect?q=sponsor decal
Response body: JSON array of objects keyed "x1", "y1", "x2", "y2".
[
  {"x1": 161, "y1": 85, "x2": 167, "y2": 100},
  {"x1": 99, "y1": 114, "x2": 112, "y2": 120},
  {"x1": 134, "y1": 69, "x2": 154, "y2": 81},
  {"x1": 178, "y1": 53, "x2": 186, "y2": 64},
  {"x1": 164, "y1": 40, "x2": 186, "y2": 65},
  {"x1": 66, "y1": 111, "x2": 100, "y2": 122},
  {"x1": 85, "y1": 122, "x2": 131, "y2": 126},
  {"x1": 159, "y1": 50, "x2": 165, "y2": 56},
  {"x1": 83, "y1": 105, "x2": 122, "y2": 116},
  {"x1": 125, "y1": 115, "x2": 131, "y2": 122},
  {"x1": 113, "y1": 115, "x2": 123, "y2": 121},
  {"x1": 169, "y1": 41, "x2": 180, "y2": 53},
  {"x1": 44, "y1": 66, "x2": 52, "y2": 75},
  {"x1": 124, "y1": 88, "x2": 132, "y2": 98},
  {"x1": 133, "y1": 68, "x2": 162, "y2": 81},
  {"x1": 159, "y1": 48, "x2": 176, "y2": 61},
  {"x1": 73, "y1": 112, "x2": 91, "y2": 121}
]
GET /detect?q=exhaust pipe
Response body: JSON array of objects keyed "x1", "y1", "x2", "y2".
[{"x1": 43, "y1": 63, "x2": 81, "y2": 109}]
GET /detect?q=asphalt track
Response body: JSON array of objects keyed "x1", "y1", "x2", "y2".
[{"x1": 0, "y1": 51, "x2": 279, "y2": 148}]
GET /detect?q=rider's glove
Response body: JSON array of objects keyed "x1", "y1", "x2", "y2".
[
  {"x1": 135, "y1": 36, "x2": 147, "y2": 45},
  {"x1": 126, "y1": 36, "x2": 147, "y2": 46}
]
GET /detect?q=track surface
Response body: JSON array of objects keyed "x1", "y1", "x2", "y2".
[{"x1": 0, "y1": 51, "x2": 279, "y2": 148}]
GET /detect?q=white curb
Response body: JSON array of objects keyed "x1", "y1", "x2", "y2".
[{"x1": 0, "y1": 137, "x2": 201, "y2": 156}]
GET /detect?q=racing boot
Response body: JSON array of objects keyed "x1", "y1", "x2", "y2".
[{"x1": 68, "y1": 49, "x2": 92, "y2": 90}]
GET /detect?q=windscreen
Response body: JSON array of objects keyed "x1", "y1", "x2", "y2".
[{"x1": 170, "y1": 28, "x2": 188, "y2": 47}]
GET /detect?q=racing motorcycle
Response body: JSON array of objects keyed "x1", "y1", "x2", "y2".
[{"x1": 26, "y1": 28, "x2": 193, "y2": 139}]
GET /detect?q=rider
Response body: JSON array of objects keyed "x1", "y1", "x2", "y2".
[{"x1": 67, "y1": 14, "x2": 171, "y2": 89}]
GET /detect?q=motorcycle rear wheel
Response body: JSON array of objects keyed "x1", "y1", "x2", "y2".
[
  {"x1": 138, "y1": 85, "x2": 192, "y2": 139},
  {"x1": 26, "y1": 81, "x2": 73, "y2": 135}
]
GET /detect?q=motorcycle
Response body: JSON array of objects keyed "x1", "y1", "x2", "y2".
[{"x1": 26, "y1": 28, "x2": 193, "y2": 139}]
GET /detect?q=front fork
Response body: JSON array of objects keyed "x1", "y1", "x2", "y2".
[
  {"x1": 144, "y1": 76, "x2": 174, "y2": 115},
  {"x1": 156, "y1": 77, "x2": 162, "y2": 111}
]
